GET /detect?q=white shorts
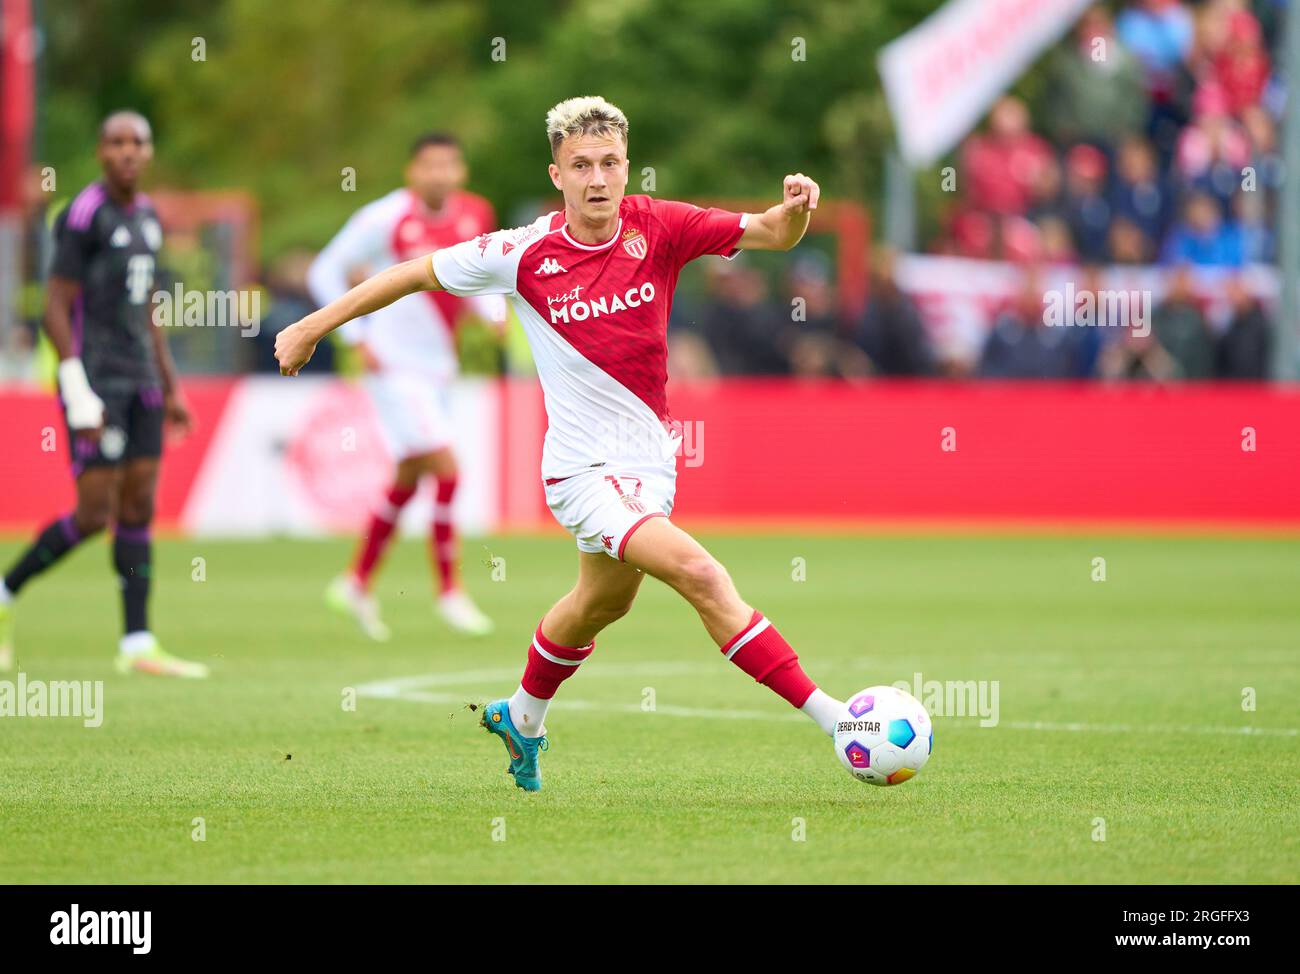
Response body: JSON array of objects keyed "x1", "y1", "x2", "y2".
[
  {"x1": 365, "y1": 371, "x2": 454, "y2": 459},
  {"x1": 544, "y1": 460, "x2": 677, "y2": 560}
]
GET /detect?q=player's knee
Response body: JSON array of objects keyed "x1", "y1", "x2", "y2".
[
  {"x1": 73, "y1": 500, "x2": 112, "y2": 536},
  {"x1": 601, "y1": 595, "x2": 637, "y2": 625},
  {"x1": 577, "y1": 592, "x2": 636, "y2": 627},
  {"x1": 432, "y1": 455, "x2": 458, "y2": 482},
  {"x1": 673, "y1": 555, "x2": 732, "y2": 607},
  {"x1": 119, "y1": 492, "x2": 155, "y2": 526}
]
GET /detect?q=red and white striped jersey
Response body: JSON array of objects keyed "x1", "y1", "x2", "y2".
[
  {"x1": 432, "y1": 194, "x2": 747, "y2": 479},
  {"x1": 308, "y1": 188, "x2": 504, "y2": 379}
]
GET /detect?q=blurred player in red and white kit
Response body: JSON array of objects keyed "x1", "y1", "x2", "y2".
[
  {"x1": 278, "y1": 97, "x2": 844, "y2": 789},
  {"x1": 308, "y1": 133, "x2": 504, "y2": 639}
]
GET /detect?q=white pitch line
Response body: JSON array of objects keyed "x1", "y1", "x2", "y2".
[
  {"x1": 1000, "y1": 720, "x2": 1298, "y2": 738},
  {"x1": 377, "y1": 688, "x2": 803, "y2": 722},
  {"x1": 354, "y1": 668, "x2": 1299, "y2": 738}
]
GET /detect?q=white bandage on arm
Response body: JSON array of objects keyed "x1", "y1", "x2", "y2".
[{"x1": 57, "y1": 358, "x2": 106, "y2": 430}]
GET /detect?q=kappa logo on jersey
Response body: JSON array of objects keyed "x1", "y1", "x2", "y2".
[
  {"x1": 475, "y1": 233, "x2": 492, "y2": 257},
  {"x1": 621, "y1": 228, "x2": 647, "y2": 260},
  {"x1": 110, "y1": 225, "x2": 132, "y2": 248},
  {"x1": 547, "y1": 282, "x2": 656, "y2": 324},
  {"x1": 535, "y1": 258, "x2": 567, "y2": 276}
]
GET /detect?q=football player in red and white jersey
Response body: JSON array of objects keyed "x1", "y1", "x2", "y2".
[
  {"x1": 278, "y1": 97, "x2": 845, "y2": 790},
  {"x1": 308, "y1": 133, "x2": 503, "y2": 639}
]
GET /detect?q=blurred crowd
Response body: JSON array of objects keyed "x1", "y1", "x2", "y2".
[
  {"x1": 941, "y1": 0, "x2": 1284, "y2": 266},
  {"x1": 666, "y1": 0, "x2": 1282, "y2": 382},
  {"x1": 2, "y1": 0, "x2": 1285, "y2": 384},
  {"x1": 664, "y1": 247, "x2": 1271, "y2": 381}
]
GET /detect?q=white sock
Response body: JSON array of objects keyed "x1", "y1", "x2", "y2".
[
  {"x1": 800, "y1": 688, "x2": 842, "y2": 737},
  {"x1": 508, "y1": 685, "x2": 550, "y2": 738},
  {"x1": 0, "y1": 579, "x2": 11, "y2": 605},
  {"x1": 119, "y1": 631, "x2": 156, "y2": 657}
]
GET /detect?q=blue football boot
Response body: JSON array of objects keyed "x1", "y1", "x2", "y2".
[{"x1": 480, "y1": 699, "x2": 548, "y2": 792}]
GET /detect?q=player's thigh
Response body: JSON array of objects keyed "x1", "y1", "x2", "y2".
[
  {"x1": 620, "y1": 515, "x2": 732, "y2": 599},
  {"x1": 73, "y1": 466, "x2": 120, "y2": 532},
  {"x1": 123, "y1": 386, "x2": 164, "y2": 465},
  {"x1": 116, "y1": 457, "x2": 161, "y2": 524},
  {"x1": 571, "y1": 547, "x2": 646, "y2": 617},
  {"x1": 392, "y1": 445, "x2": 454, "y2": 487},
  {"x1": 394, "y1": 452, "x2": 431, "y2": 487}
]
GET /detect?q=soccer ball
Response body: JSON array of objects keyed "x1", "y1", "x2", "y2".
[{"x1": 833, "y1": 685, "x2": 932, "y2": 785}]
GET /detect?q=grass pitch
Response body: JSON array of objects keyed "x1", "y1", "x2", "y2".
[{"x1": 0, "y1": 531, "x2": 1296, "y2": 884}]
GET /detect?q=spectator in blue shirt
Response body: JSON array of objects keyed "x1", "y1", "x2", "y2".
[
  {"x1": 1161, "y1": 192, "x2": 1244, "y2": 266},
  {"x1": 1117, "y1": 0, "x2": 1195, "y2": 80}
]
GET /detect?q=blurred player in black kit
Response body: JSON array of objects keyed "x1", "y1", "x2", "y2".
[{"x1": 0, "y1": 111, "x2": 208, "y2": 677}]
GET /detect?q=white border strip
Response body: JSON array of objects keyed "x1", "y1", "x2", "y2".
[{"x1": 355, "y1": 665, "x2": 1298, "y2": 737}]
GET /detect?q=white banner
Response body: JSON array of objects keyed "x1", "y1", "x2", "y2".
[
  {"x1": 878, "y1": 0, "x2": 1092, "y2": 167},
  {"x1": 181, "y1": 376, "x2": 500, "y2": 537}
]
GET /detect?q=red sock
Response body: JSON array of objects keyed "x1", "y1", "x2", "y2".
[
  {"x1": 352, "y1": 484, "x2": 415, "y2": 588},
  {"x1": 720, "y1": 610, "x2": 817, "y2": 708},
  {"x1": 521, "y1": 621, "x2": 595, "y2": 699},
  {"x1": 432, "y1": 476, "x2": 459, "y2": 595}
]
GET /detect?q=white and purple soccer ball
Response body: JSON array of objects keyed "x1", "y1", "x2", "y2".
[{"x1": 833, "y1": 685, "x2": 932, "y2": 786}]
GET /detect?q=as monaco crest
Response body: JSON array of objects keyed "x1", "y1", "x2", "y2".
[{"x1": 621, "y1": 228, "x2": 646, "y2": 260}]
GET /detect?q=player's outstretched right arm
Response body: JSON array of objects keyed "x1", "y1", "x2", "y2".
[{"x1": 275, "y1": 254, "x2": 442, "y2": 376}]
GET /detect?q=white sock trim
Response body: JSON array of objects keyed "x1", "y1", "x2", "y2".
[
  {"x1": 723, "y1": 617, "x2": 770, "y2": 660},
  {"x1": 531, "y1": 637, "x2": 590, "y2": 666}
]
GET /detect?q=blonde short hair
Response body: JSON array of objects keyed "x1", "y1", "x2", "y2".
[{"x1": 546, "y1": 96, "x2": 628, "y2": 157}]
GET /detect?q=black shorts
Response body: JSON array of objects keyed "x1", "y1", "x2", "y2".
[{"x1": 68, "y1": 385, "x2": 164, "y2": 475}]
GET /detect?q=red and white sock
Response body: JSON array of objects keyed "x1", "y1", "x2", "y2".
[
  {"x1": 432, "y1": 476, "x2": 458, "y2": 595},
  {"x1": 721, "y1": 610, "x2": 841, "y2": 736},
  {"x1": 352, "y1": 484, "x2": 416, "y2": 588},
  {"x1": 508, "y1": 621, "x2": 594, "y2": 737}
]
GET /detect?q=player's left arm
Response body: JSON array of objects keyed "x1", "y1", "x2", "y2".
[
  {"x1": 148, "y1": 293, "x2": 193, "y2": 435},
  {"x1": 276, "y1": 255, "x2": 442, "y2": 376},
  {"x1": 738, "y1": 173, "x2": 820, "y2": 251}
]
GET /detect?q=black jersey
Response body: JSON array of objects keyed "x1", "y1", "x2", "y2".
[{"x1": 50, "y1": 182, "x2": 163, "y2": 391}]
